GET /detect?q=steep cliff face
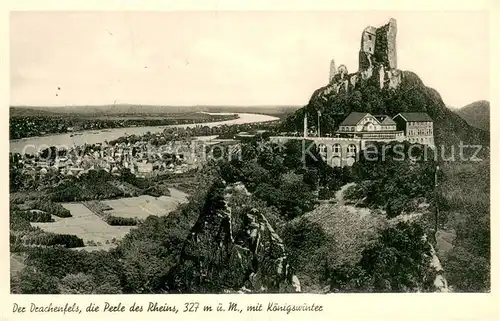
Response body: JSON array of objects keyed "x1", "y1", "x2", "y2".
[{"x1": 166, "y1": 181, "x2": 300, "y2": 293}]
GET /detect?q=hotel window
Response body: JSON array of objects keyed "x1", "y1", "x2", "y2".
[
  {"x1": 319, "y1": 144, "x2": 327, "y2": 159},
  {"x1": 333, "y1": 144, "x2": 341, "y2": 154}
]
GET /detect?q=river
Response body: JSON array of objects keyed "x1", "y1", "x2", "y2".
[{"x1": 9, "y1": 112, "x2": 279, "y2": 154}]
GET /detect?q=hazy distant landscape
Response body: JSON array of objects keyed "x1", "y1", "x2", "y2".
[
  {"x1": 453, "y1": 100, "x2": 490, "y2": 131},
  {"x1": 10, "y1": 105, "x2": 300, "y2": 117}
]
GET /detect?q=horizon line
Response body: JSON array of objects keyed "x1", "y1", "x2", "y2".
[{"x1": 10, "y1": 104, "x2": 304, "y2": 108}]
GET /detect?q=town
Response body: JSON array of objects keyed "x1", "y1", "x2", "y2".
[{"x1": 12, "y1": 110, "x2": 436, "y2": 179}]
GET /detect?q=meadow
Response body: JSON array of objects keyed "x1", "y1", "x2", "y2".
[
  {"x1": 102, "y1": 188, "x2": 188, "y2": 219},
  {"x1": 31, "y1": 203, "x2": 133, "y2": 250},
  {"x1": 30, "y1": 188, "x2": 189, "y2": 250}
]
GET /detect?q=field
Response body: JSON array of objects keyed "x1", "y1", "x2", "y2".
[
  {"x1": 32, "y1": 203, "x2": 133, "y2": 250},
  {"x1": 30, "y1": 188, "x2": 189, "y2": 251},
  {"x1": 102, "y1": 188, "x2": 188, "y2": 219}
]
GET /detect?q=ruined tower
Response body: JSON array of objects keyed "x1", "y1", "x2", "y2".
[
  {"x1": 329, "y1": 59, "x2": 337, "y2": 83},
  {"x1": 358, "y1": 18, "x2": 399, "y2": 88},
  {"x1": 359, "y1": 18, "x2": 397, "y2": 73},
  {"x1": 322, "y1": 18, "x2": 401, "y2": 100}
]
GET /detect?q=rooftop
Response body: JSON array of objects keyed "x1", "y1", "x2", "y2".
[
  {"x1": 374, "y1": 115, "x2": 397, "y2": 125},
  {"x1": 339, "y1": 112, "x2": 370, "y2": 126},
  {"x1": 394, "y1": 112, "x2": 433, "y2": 122}
]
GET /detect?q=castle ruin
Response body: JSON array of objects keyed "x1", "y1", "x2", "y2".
[
  {"x1": 327, "y1": 18, "x2": 402, "y2": 94},
  {"x1": 359, "y1": 18, "x2": 397, "y2": 72}
]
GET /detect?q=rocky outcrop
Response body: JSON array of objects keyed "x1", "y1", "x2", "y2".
[
  {"x1": 359, "y1": 18, "x2": 397, "y2": 72},
  {"x1": 322, "y1": 18, "x2": 401, "y2": 99},
  {"x1": 167, "y1": 182, "x2": 299, "y2": 293},
  {"x1": 329, "y1": 59, "x2": 337, "y2": 83},
  {"x1": 282, "y1": 19, "x2": 489, "y2": 148}
]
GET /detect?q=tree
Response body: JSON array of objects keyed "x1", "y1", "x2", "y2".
[
  {"x1": 59, "y1": 273, "x2": 96, "y2": 294},
  {"x1": 17, "y1": 266, "x2": 60, "y2": 294},
  {"x1": 443, "y1": 246, "x2": 490, "y2": 292}
]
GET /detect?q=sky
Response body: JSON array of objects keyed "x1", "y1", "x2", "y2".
[{"x1": 10, "y1": 11, "x2": 489, "y2": 108}]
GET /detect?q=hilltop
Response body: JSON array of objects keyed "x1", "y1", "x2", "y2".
[
  {"x1": 282, "y1": 71, "x2": 489, "y2": 147},
  {"x1": 281, "y1": 18, "x2": 489, "y2": 149},
  {"x1": 454, "y1": 100, "x2": 490, "y2": 131},
  {"x1": 9, "y1": 107, "x2": 60, "y2": 117}
]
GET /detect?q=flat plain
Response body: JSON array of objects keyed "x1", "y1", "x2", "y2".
[
  {"x1": 102, "y1": 188, "x2": 188, "y2": 219},
  {"x1": 30, "y1": 188, "x2": 189, "y2": 250}
]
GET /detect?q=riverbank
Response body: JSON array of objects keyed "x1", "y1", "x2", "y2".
[
  {"x1": 9, "y1": 112, "x2": 239, "y2": 140},
  {"x1": 9, "y1": 112, "x2": 280, "y2": 154},
  {"x1": 9, "y1": 112, "x2": 239, "y2": 141}
]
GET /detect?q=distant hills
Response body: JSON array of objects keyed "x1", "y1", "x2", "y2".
[
  {"x1": 454, "y1": 100, "x2": 490, "y2": 131},
  {"x1": 10, "y1": 105, "x2": 301, "y2": 117}
]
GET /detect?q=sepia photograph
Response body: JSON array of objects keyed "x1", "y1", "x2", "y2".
[{"x1": 8, "y1": 10, "x2": 490, "y2": 297}]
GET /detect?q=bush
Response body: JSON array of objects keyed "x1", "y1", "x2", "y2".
[
  {"x1": 343, "y1": 184, "x2": 363, "y2": 201},
  {"x1": 17, "y1": 266, "x2": 60, "y2": 294},
  {"x1": 28, "y1": 200, "x2": 72, "y2": 218},
  {"x1": 48, "y1": 175, "x2": 125, "y2": 202},
  {"x1": 107, "y1": 216, "x2": 138, "y2": 226},
  {"x1": 10, "y1": 210, "x2": 34, "y2": 231},
  {"x1": 281, "y1": 218, "x2": 332, "y2": 289},
  {"x1": 144, "y1": 184, "x2": 170, "y2": 197},
  {"x1": 327, "y1": 222, "x2": 435, "y2": 292},
  {"x1": 10, "y1": 234, "x2": 26, "y2": 252},
  {"x1": 59, "y1": 273, "x2": 96, "y2": 294},
  {"x1": 443, "y1": 246, "x2": 490, "y2": 292},
  {"x1": 348, "y1": 141, "x2": 436, "y2": 217},
  {"x1": 24, "y1": 233, "x2": 84, "y2": 248},
  {"x1": 19, "y1": 210, "x2": 54, "y2": 223}
]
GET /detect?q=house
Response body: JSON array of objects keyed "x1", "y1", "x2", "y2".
[
  {"x1": 37, "y1": 161, "x2": 49, "y2": 168},
  {"x1": 66, "y1": 167, "x2": 84, "y2": 176},
  {"x1": 137, "y1": 161, "x2": 153, "y2": 174},
  {"x1": 373, "y1": 115, "x2": 397, "y2": 131},
  {"x1": 393, "y1": 113, "x2": 434, "y2": 146},
  {"x1": 337, "y1": 112, "x2": 405, "y2": 141}
]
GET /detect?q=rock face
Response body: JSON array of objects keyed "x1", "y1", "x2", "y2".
[
  {"x1": 167, "y1": 181, "x2": 299, "y2": 293},
  {"x1": 373, "y1": 18, "x2": 398, "y2": 70},
  {"x1": 329, "y1": 59, "x2": 337, "y2": 83}
]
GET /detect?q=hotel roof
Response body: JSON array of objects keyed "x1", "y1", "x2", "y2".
[
  {"x1": 339, "y1": 112, "x2": 370, "y2": 126},
  {"x1": 374, "y1": 115, "x2": 397, "y2": 125},
  {"x1": 394, "y1": 112, "x2": 433, "y2": 122}
]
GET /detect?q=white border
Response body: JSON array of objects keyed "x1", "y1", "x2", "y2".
[{"x1": 1, "y1": 1, "x2": 498, "y2": 321}]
